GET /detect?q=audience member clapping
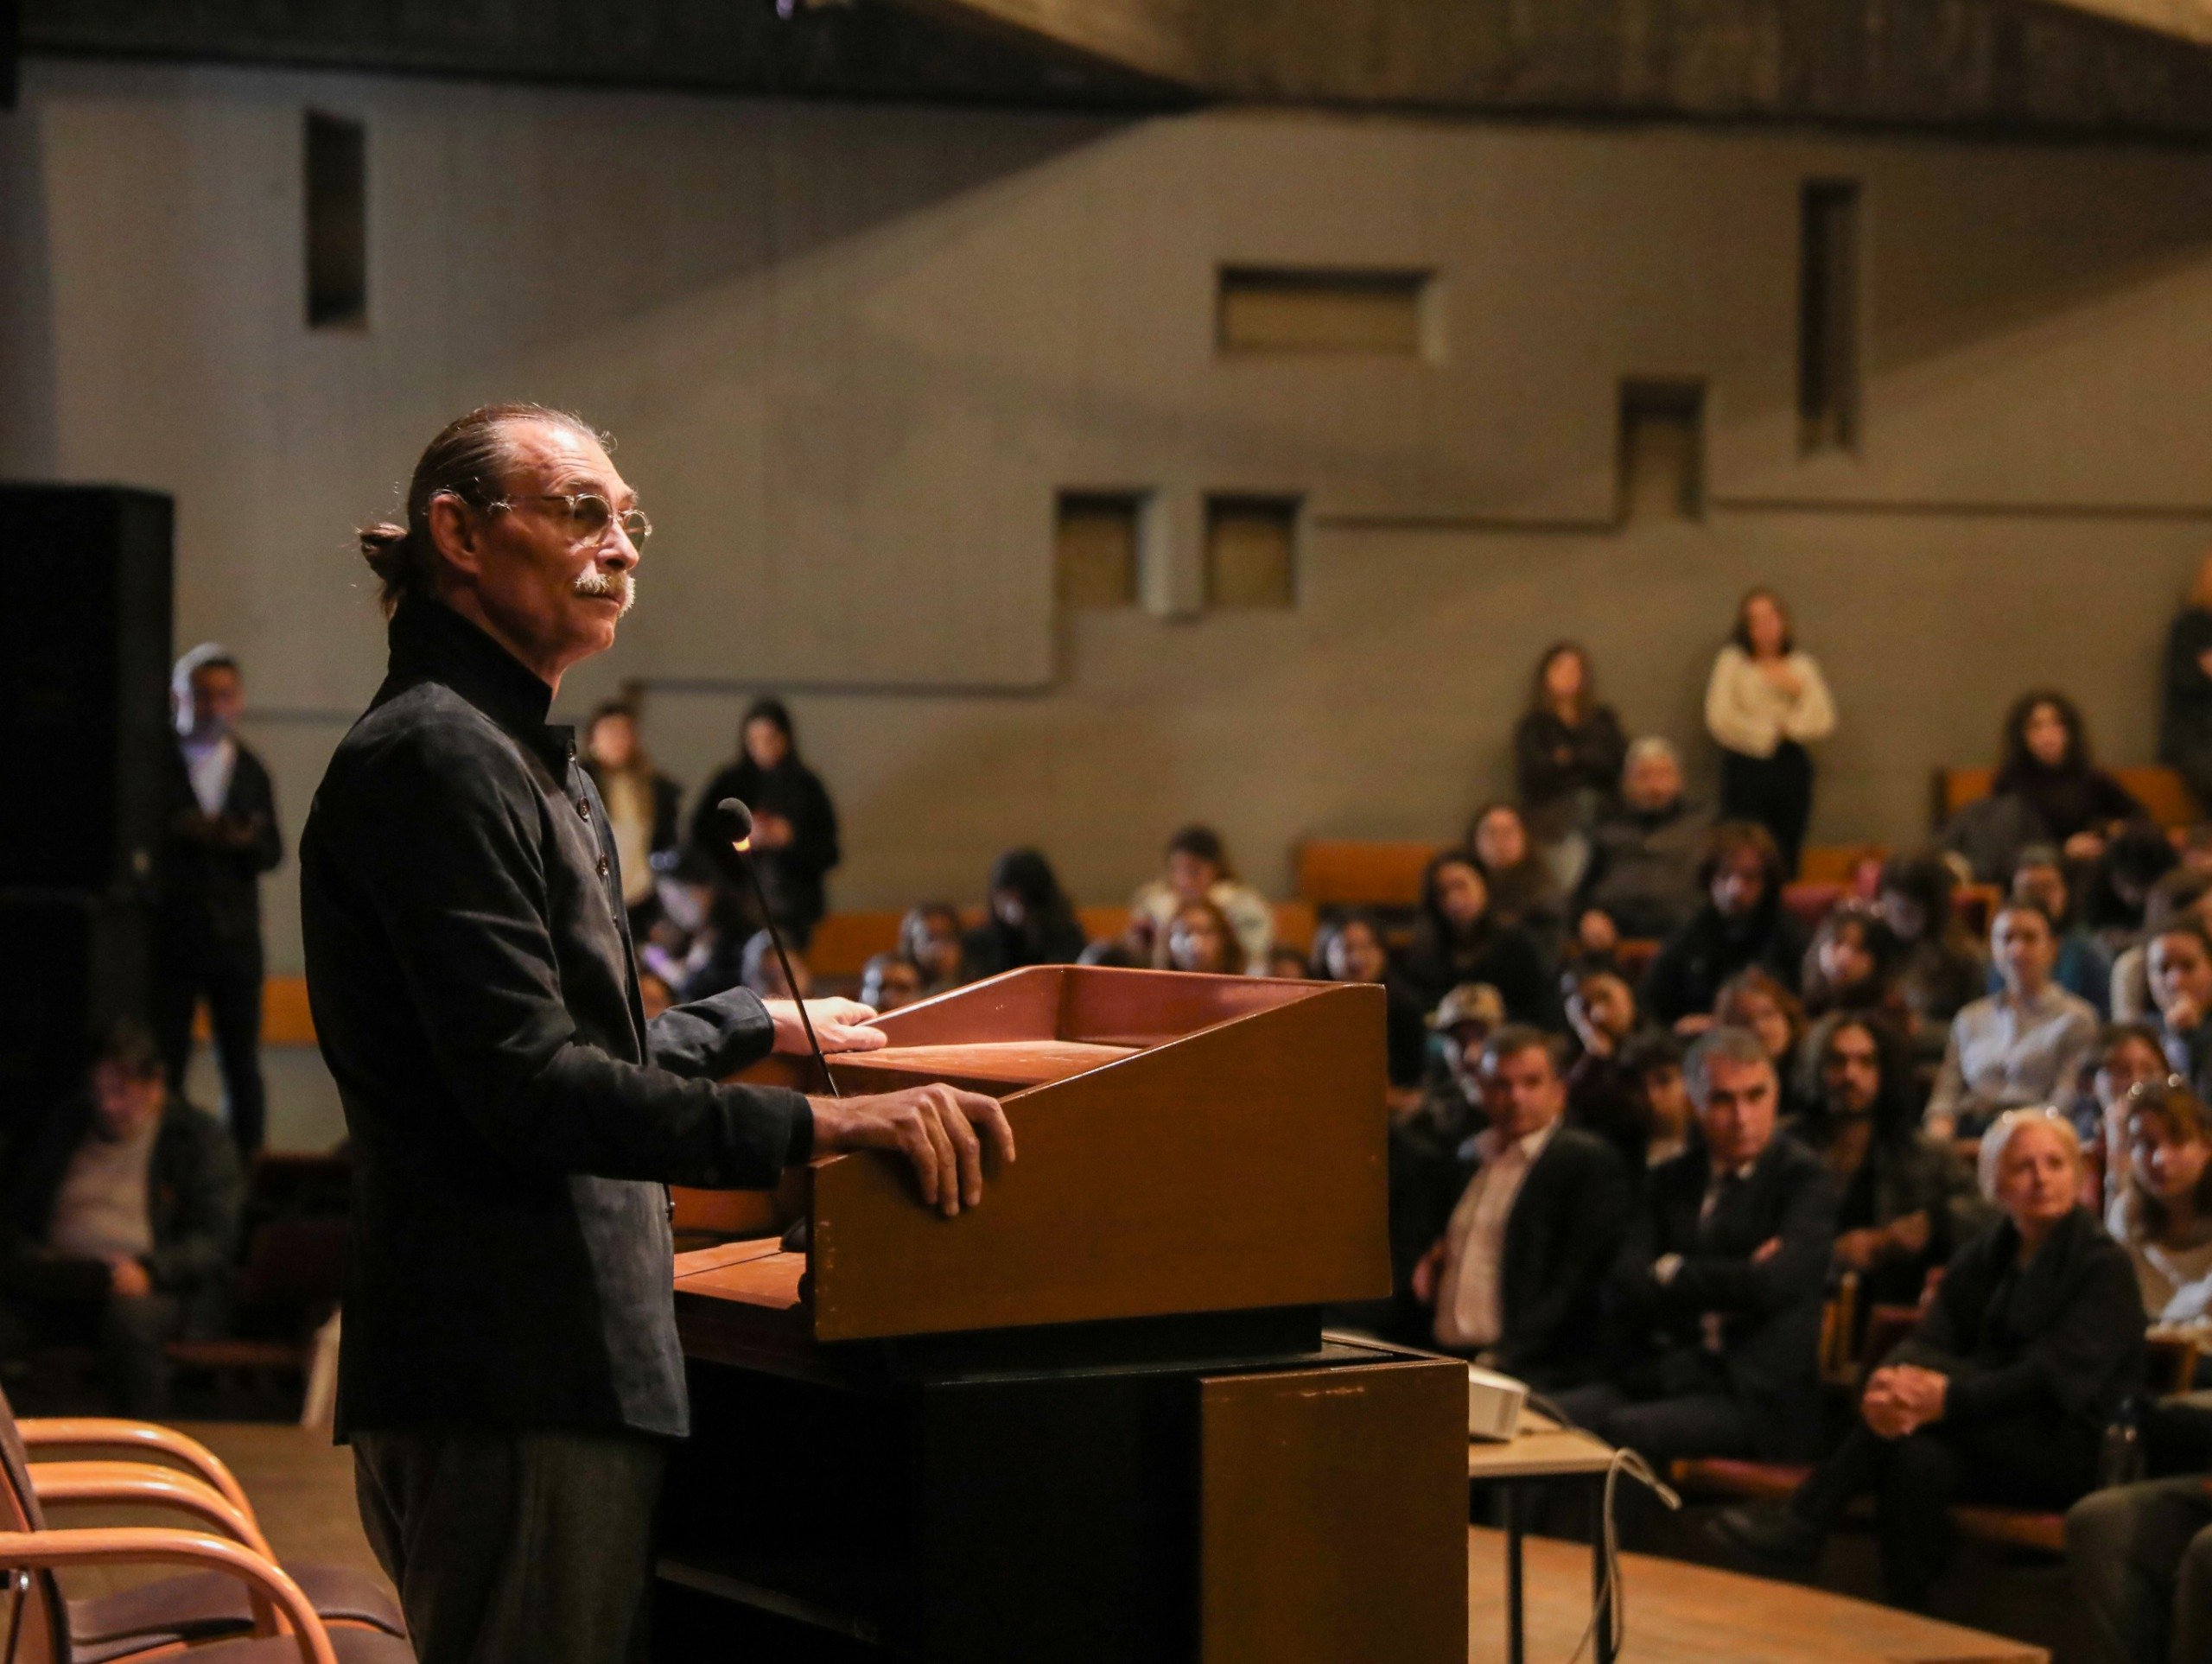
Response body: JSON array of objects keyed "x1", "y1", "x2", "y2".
[
  {"x1": 1719, "y1": 1110, "x2": 2144, "y2": 1610},
  {"x1": 1705, "y1": 587, "x2": 1837, "y2": 880},
  {"x1": 858, "y1": 951, "x2": 925, "y2": 1013},
  {"x1": 1791, "y1": 1013, "x2": 1990, "y2": 1310},
  {"x1": 690, "y1": 697, "x2": 841, "y2": 948},
  {"x1": 899, "y1": 903, "x2": 969, "y2": 994},
  {"x1": 1555, "y1": 1026, "x2": 1840, "y2": 1464},
  {"x1": 1575, "y1": 737, "x2": 1711, "y2": 943},
  {"x1": 1402, "y1": 851, "x2": 1560, "y2": 1027},
  {"x1": 2107, "y1": 1080, "x2": 2212, "y2": 1354},
  {"x1": 1642, "y1": 823, "x2": 1809, "y2": 1031},
  {"x1": 2148, "y1": 917, "x2": 2212, "y2": 1102},
  {"x1": 1131, "y1": 825, "x2": 1273, "y2": 974},
  {"x1": 1925, "y1": 900, "x2": 2101, "y2": 1140},
  {"x1": 2009, "y1": 845, "x2": 2114, "y2": 1013},
  {"x1": 1469, "y1": 802, "x2": 1567, "y2": 956},
  {"x1": 1513, "y1": 641, "x2": 1627, "y2": 890},
  {"x1": 963, "y1": 848, "x2": 1087, "y2": 976}
]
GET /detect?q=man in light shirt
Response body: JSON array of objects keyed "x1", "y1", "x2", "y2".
[{"x1": 1410, "y1": 1026, "x2": 1629, "y2": 1387}]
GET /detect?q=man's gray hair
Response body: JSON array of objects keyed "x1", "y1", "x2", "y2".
[
  {"x1": 1624, "y1": 735, "x2": 1679, "y2": 777},
  {"x1": 1683, "y1": 1024, "x2": 1773, "y2": 1106}
]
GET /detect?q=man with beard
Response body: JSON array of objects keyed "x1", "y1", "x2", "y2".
[{"x1": 302, "y1": 404, "x2": 1016, "y2": 1664}]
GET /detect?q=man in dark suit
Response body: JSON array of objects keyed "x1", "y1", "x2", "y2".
[
  {"x1": 1556, "y1": 1024, "x2": 1840, "y2": 1464},
  {"x1": 1409, "y1": 1026, "x2": 1631, "y2": 1388},
  {"x1": 153, "y1": 645, "x2": 283, "y2": 1155}
]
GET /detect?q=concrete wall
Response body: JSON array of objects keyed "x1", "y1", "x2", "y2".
[{"x1": 4, "y1": 58, "x2": 2212, "y2": 975}]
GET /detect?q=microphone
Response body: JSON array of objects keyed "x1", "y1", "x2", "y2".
[{"x1": 720, "y1": 797, "x2": 840, "y2": 1098}]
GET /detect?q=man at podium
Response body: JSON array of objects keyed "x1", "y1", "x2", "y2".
[{"x1": 300, "y1": 404, "x2": 1014, "y2": 1664}]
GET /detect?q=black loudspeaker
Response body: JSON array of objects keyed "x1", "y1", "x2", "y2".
[
  {"x1": 0, "y1": 892, "x2": 149, "y2": 1138},
  {"x1": 0, "y1": 485, "x2": 175, "y2": 891}
]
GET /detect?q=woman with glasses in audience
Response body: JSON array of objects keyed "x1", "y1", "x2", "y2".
[{"x1": 1717, "y1": 1108, "x2": 2145, "y2": 1610}]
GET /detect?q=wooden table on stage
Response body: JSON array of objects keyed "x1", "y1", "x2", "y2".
[
  {"x1": 1467, "y1": 1410, "x2": 1621, "y2": 1664},
  {"x1": 658, "y1": 965, "x2": 1470, "y2": 1664}
]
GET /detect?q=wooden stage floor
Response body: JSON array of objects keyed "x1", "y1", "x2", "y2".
[{"x1": 35, "y1": 1424, "x2": 2040, "y2": 1661}]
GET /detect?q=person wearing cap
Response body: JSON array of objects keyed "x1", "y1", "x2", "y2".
[
  {"x1": 1385, "y1": 982, "x2": 1502, "y2": 1331},
  {"x1": 152, "y1": 644, "x2": 283, "y2": 1154}
]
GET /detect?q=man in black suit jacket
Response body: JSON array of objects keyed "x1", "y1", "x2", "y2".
[
  {"x1": 1556, "y1": 1024, "x2": 1840, "y2": 1464},
  {"x1": 1410, "y1": 1026, "x2": 1631, "y2": 1388},
  {"x1": 153, "y1": 645, "x2": 283, "y2": 1154}
]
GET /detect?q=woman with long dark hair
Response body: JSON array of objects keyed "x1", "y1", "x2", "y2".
[
  {"x1": 1704, "y1": 587, "x2": 1836, "y2": 880},
  {"x1": 1513, "y1": 641, "x2": 1627, "y2": 890},
  {"x1": 1991, "y1": 689, "x2": 2142, "y2": 864},
  {"x1": 963, "y1": 848, "x2": 1087, "y2": 976},
  {"x1": 690, "y1": 696, "x2": 842, "y2": 948},
  {"x1": 1400, "y1": 851, "x2": 1560, "y2": 1026}
]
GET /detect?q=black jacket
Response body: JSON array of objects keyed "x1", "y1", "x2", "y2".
[
  {"x1": 158, "y1": 740, "x2": 283, "y2": 952},
  {"x1": 2161, "y1": 607, "x2": 2212, "y2": 783},
  {"x1": 1488, "y1": 1127, "x2": 1631, "y2": 1386},
  {"x1": 1606, "y1": 1135, "x2": 1840, "y2": 1458},
  {"x1": 1891, "y1": 1205, "x2": 2145, "y2": 1435},
  {"x1": 690, "y1": 757, "x2": 840, "y2": 937},
  {"x1": 1640, "y1": 901, "x2": 1809, "y2": 1027},
  {"x1": 0, "y1": 1092, "x2": 244, "y2": 1293},
  {"x1": 299, "y1": 599, "x2": 813, "y2": 1439},
  {"x1": 1513, "y1": 706, "x2": 1626, "y2": 820},
  {"x1": 1400, "y1": 923, "x2": 1560, "y2": 1027}
]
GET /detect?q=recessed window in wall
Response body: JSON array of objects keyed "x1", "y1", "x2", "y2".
[
  {"x1": 1205, "y1": 495, "x2": 1300, "y2": 608},
  {"x1": 305, "y1": 111, "x2": 367, "y2": 329},
  {"x1": 1055, "y1": 492, "x2": 1145, "y2": 609},
  {"x1": 1799, "y1": 180, "x2": 1861, "y2": 454},
  {"x1": 1618, "y1": 380, "x2": 1706, "y2": 524},
  {"x1": 1217, "y1": 268, "x2": 1434, "y2": 359}
]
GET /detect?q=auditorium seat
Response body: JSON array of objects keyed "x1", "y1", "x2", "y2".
[
  {"x1": 1294, "y1": 839, "x2": 1444, "y2": 909},
  {"x1": 1936, "y1": 764, "x2": 2202, "y2": 829},
  {"x1": 805, "y1": 911, "x2": 906, "y2": 980}
]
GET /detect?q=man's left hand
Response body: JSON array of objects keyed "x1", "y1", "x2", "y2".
[{"x1": 765, "y1": 998, "x2": 889, "y2": 1056}]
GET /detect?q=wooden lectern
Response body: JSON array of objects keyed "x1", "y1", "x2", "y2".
[{"x1": 655, "y1": 965, "x2": 1467, "y2": 1664}]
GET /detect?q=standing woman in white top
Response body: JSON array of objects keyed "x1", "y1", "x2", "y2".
[{"x1": 1705, "y1": 588, "x2": 1838, "y2": 879}]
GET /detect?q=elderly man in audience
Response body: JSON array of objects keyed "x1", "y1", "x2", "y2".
[
  {"x1": 1789, "y1": 1013, "x2": 1991, "y2": 1312},
  {"x1": 1719, "y1": 1110, "x2": 2144, "y2": 1611},
  {"x1": 1410, "y1": 1027, "x2": 1630, "y2": 1387},
  {"x1": 0, "y1": 1020, "x2": 244, "y2": 1415},
  {"x1": 1554, "y1": 1026, "x2": 1839, "y2": 1464},
  {"x1": 1574, "y1": 737, "x2": 1713, "y2": 946},
  {"x1": 1925, "y1": 899, "x2": 2101, "y2": 1140}
]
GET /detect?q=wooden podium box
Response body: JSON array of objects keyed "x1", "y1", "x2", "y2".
[{"x1": 655, "y1": 966, "x2": 1467, "y2": 1664}]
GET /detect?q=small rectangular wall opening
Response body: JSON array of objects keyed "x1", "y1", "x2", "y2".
[
  {"x1": 1799, "y1": 180, "x2": 1861, "y2": 454},
  {"x1": 1217, "y1": 268, "x2": 1433, "y2": 359},
  {"x1": 1205, "y1": 495, "x2": 1300, "y2": 608},
  {"x1": 305, "y1": 111, "x2": 367, "y2": 329},
  {"x1": 1055, "y1": 492, "x2": 1144, "y2": 609},
  {"x1": 1618, "y1": 380, "x2": 1706, "y2": 524}
]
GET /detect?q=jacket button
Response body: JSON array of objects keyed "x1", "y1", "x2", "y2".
[
  {"x1": 596, "y1": 855, "x2": 610, "y2": 878},
  {"x1": 577, "y1": 799, "x2": 592, "y2": 821}
]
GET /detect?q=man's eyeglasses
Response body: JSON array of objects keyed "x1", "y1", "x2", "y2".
[{"x1": 489, "y1": 491, "x2": 652, "y2": 549}]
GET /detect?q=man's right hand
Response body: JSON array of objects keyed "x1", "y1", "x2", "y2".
[{"x1": 810, "y1": 1084, "x2": 1015, "y2": 1217}]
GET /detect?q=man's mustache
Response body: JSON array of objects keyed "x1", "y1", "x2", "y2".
[{"x1": 574, "y1": 568, "x2": 636, "y2": 617}]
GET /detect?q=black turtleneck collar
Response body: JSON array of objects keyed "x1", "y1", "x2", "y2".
[{"x1": 381, "y1": 597, "x2": 574, "y2": 774}]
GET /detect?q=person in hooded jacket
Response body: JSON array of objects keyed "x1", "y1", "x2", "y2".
[
  {"x1": 963, "y1": 848, "x2": 1088, "y2": 977},
  {"x1": 690, "y1": 697, "x2": 841, "y2": 949}
]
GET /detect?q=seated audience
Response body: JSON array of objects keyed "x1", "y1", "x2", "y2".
[
  {"x1": 1555, "y1": 1026, "x2": 1840, "y2": 1464},
  {"x1": 858, "y1": 952, "x2": 925, "y2": 1013},
  {"x1": 1401, "y1": 851, "x2": 1560, "y2": 1027},
  {"x1": 2108, "y1": 1081, "x2": 2212, "y2": 1351},
  {"x1": 1790, "y1": 1013, "x2": 1991, "y2": 1311},
  {"x1": 1642, "y1": 824, "x2": 1810, "y2": 1031},
  {"x1": 739, "y1": 928, "x2": 809, "y2": 1000},
  {"x1": 1575, "y1": 737, "x2": 1712, "y2": 943},
  {"x1": 1319, "y1": 911, "x2": 1430, "y2": 1093},
  {"x1": 1264, "y1": 943, "x2": 1313, "y2": 980},
  {"x1": 1876, "y1": 853, "x2": 1988, "y2": 1064},
  {"x1": 2158, "y1": 549, "x2": 2212, "y2": 810},
  {"x1": 1409, "y1": 1028, "x2": 1630, "y2": 1386},
  {"x1": 1925, "y1": 900, "x2": 2101, "y2": 1140},
  {"x1": 899, "y1": 903, "x2": 969, "y2": 994},
  {"x1": 963, "y1": 848, "x2": 1087, "y2": 976},
  {"x1": 1800, "y1": 906, "x2": 1904, "y2": 1023},
  {"x1": 639, "y1": 853, "x2": 751, "y2": 1001},
  {"x1": 1386, "y1": 983, "x2": 1503, "y2": 1313},
  {"x1": 0, "y1": 1022, "x2": 244, "y2": 1415},
  {"x1": 1619, "y1": 1032, "x2": 1699, "y2": 1182},
  {"x1": 2083, "y1": 822, "x2": 2181, "y2": 959},
  {"x1": 1131, "y1": 825, "x2": 1272, "y2": 975},
  {"x1": 1162, "y1": 898, "x2": 1242, "y2": 975},
  {"x1": 2069, "y1": 1474, "x2": 2212, "y2": 1664},
  {"x1": 581, "y1": 701, "x2": 682, "y2": 932},
  {"x1": 2083, "y1": 1023, "x2": 2177, "y2": 1206},
  {"x1": 1563, "y1": 962, "x2": 1648, "y2": 1148},
  {"x1": 1718, "y1": 1110, "x2": 2144, "y2": 1611},
  {"x1": 2150, "y1": 918, "x2": 2212, "y2": 1102},
  {"x1": 1513, "y1": 640, "x2": 1627, "y2": 891},
  {"x1": 690, "y1": 696, "x2": 841, "y2": 949},
  {"x1": 1716, "y1": 967, "x2": 1813, "y2": 1121},
  {"x1": 1469, "y1": 802, "x2": 1567, "y2": 956},
  {"x1": 2005, "y1": 845, "x2": 2114, "y2": 1013},
  {"x1": 1704, "y1": 587, "x2": 1837, "y2": 879},
  {"x1": 2113, "y1": 869, "x2": 2212, "y2": 1026},
  {"x1": 1948, "y1": 690, "x2": 2141, "y2": 881}
]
